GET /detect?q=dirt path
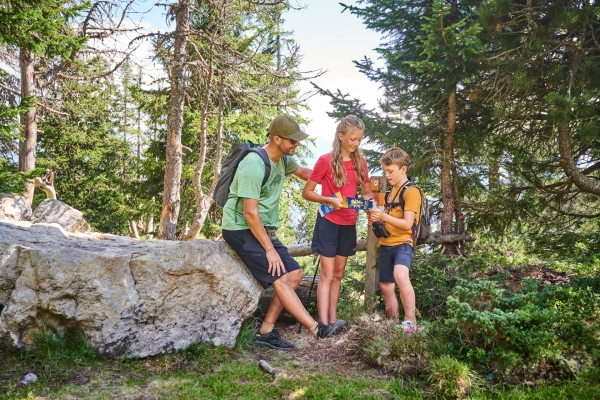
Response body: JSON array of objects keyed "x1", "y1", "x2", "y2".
[{"x1": 241, "y1": 317, "x2": 397, "y2": 381}]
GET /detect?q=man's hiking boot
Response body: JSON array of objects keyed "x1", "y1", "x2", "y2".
[
  {"x1": 394, "y1": 320, "x2": 419, "y2": 335},
  {"x1": 316, "y1": 320, "x2": 346, "y2": 339},
  {"x1": 254, "y1": 329, "x2": 294, "y2": 350}
]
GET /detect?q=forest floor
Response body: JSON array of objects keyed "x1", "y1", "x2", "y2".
[
  {"x1": 2, "y1": 264, "x2": 600, "y2": 399},
  {"x1": 1, "y1": 318, "x2": 403, "y2": 400}
]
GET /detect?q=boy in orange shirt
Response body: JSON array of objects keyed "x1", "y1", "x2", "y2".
[{"x1": 367, "y1": 147, "x2": 421, "y2": 333}]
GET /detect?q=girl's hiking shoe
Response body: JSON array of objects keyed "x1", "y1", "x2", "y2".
[
  {"x1": 394, "y1": 320, "x2": 419, "y2": 334},
  {"x1": 316, "y1": 320, "x2": 346, "y2": 339},
  {"x1": 254, "y1": 329, "x2": 294, "y2": 350}
]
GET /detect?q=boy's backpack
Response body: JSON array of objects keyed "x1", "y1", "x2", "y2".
[
  {"x1": 213, "y1": 141, "x2": 287, "y2": 207},
  {"x1": 385, "y1": 181, "x2": 431, "y2": 246}
]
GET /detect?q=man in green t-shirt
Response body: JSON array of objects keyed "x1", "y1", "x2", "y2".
[{"x1": 222, "y1": 115, "x2": 345, "y2": 350}]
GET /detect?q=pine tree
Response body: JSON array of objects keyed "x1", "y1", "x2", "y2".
[
  {"x1": 0, "y1": 0, "x2": 89, "y2": 205},
  {"x1": 328, "y1": 0, "x2": 483, "y2": 254}
]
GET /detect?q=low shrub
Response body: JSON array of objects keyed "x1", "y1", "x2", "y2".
[
  {"x1": 410, "y1": 252, "x2": 488, "y2": 319},
  {"x1": 443, "y1": 277, "x2": 600, "y2": 379}
]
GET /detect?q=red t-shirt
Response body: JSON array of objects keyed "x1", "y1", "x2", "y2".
[{"x1": 309, "y1": 153, "x2": 370, "y2": 225}]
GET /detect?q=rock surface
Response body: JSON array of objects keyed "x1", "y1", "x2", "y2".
[
  {"x1": 0, "y1": 221, "x2": 263, "y2": 358},
  {"x1": 0, "y1": 193, "x2": 30, "y2": 221},
  {"x1": 30, "y1": 199, "x2": 91, "y2": 233}
]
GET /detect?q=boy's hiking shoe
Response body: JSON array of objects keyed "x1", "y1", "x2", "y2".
[
  {"x1": 334, "y1": 319, "x2": 347, "y2": 331},
  {"x1": 394, "y1": 320, "x2": 419, "y2": 335},
  {"x1": 316, "y1": 320, "x2": 346, "y2": 339},
  {"x1": 254, "y1": 329, "x2": 294, "y2": 350}
]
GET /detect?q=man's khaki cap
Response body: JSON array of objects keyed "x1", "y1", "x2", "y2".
[{"x1": 269, "y1": 115, "x2": 309, "y2": 141}]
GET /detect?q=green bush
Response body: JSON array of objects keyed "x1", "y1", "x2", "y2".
[
  {"x1": 443, "y1": 278, "x2": 600, "y2": 377},
  {"x1": 410, "y1": 252, "x2": 487, "y2": 319}
]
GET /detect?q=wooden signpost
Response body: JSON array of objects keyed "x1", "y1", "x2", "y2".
[{"x1": 364, "y1": 176, "x2": 387, "y2": 312}]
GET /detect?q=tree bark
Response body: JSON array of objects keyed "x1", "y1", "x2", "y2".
[
  {"x1": 18, "y1": 48, "x2": 37, "y2": 207},
  {"x1": 556, "y1": 42, "x2": 600, "y2": 196},
  {"x1": 157, "y1": 0, "x2": 191, "y2": 240},
  {"x1": 180, "y1": 49, "x2": 223, "y2": 241},
  {"x1": 451, "y1": 160, "x2": 464, "y2": 234},
  {"x1": 440, "y1": 89, "x2": 457, "y2": 233},
  {"x1": 558, "y1": 122, "x2": 600, "y2": 195},
  {"x1": 440, "y1": 89, "x2": 460, "y2": 254}
]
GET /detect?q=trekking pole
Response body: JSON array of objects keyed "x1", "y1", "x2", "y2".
[{"x1": 298, "y1": 255, "x2": 320, "y2": 334}]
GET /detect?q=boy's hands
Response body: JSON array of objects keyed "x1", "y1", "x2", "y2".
[{"x1": 368, "y1": 208, "x2": 385, "y2": 222}]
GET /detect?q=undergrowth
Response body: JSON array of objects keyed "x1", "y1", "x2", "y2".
[{"x1": 2, "y1": 241, "x2": 599, "y2": 399}]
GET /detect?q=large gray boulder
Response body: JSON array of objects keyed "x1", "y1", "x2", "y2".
[
  {"x1": 30, "y1": 199, "x2": 91, "y2": 233},
  {"x1": 0, "y1": 193, "x2": 30, "y2": 221},
  {"x1": 0, "y1": 221, "x2": 263, "y2": 358}
]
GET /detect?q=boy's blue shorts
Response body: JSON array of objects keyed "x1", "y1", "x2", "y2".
[
  {"x1": 378, "y1": 243, "x2": 413, "y2": 283},
  {"x1": 311, "y1": 214, "x2": 357, "y2": 258}
]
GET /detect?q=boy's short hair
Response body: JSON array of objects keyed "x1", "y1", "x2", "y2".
[{"x1": 380, "y1": 147, "x2": 410, "y2": 169}]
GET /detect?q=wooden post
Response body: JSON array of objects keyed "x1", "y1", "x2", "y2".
[{"x1": 364, "y1": 176, "x2": 386, "y2": 312}]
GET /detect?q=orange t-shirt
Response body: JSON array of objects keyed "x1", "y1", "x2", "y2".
[{"x1": 379, "y1": 185, "x2": 421, "y2": 247}]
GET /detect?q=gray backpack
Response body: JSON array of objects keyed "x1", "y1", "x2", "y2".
[
  {"x1": 213, "y1": 142, "x2": 287, "y2": 207},
  {"x1": 386, "y1": 181, "x2": 430, "y2": 245}
]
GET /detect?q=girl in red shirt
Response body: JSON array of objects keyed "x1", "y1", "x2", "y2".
[{"x1": 302, "y1": 115, "x2": 374, "y2": 333}]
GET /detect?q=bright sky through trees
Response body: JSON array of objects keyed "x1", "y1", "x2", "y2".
[{"x1": 132, "y1": 0, "x2": 384, "y2": 167}]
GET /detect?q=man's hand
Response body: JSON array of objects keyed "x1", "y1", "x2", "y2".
[{"x1": 266, "y1": 248, "x2": 286, "y2": 276}]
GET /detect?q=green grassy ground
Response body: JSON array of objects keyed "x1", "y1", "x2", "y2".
[
  {"x1": 2, "y1": 246, "x2": 599, "y2": 399},
  {"x1": 2, "y1": 326, "x2": 599, "y2": 399}
]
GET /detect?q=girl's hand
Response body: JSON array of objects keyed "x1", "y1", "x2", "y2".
[
  {"x1": 329, "y1": 197, "x2": 343, "y2": 210},
  {"x1": 368, "y1": 208, "x2": 385, "y2": 222}
]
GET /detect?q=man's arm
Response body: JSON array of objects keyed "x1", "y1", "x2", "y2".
[
  {"x1": 293, "y1": 165, "x2": 312, "y2": 181},
  {"x1": 243, "y1": 198, "x2": 286, "y2": 277}
]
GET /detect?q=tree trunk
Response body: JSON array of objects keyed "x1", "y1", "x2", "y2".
[
  {"x1": 558, "y1": 122, "x2": 600, "y2": 195},
  {"x1": 557, "y1": 43, "x2": 600, "y2": 196},
  {"x1": 451, "y1": 163, "x2": 464, "y2": 234},
  {"x1": 18, "y1": 48, "x2": 37, "y2": 207},
  {"x1": 157, "y1": 0, "x2": 191, "y2": 240},
  {"x1": 440, "y1": 89, "x2": 459, "y2": 254},
  {"x1": 181, "y1": 68, "x2": 225, "y2": 240},
  {"x1": 440, "y1": 89, "x2": 456, "y2": 233}
]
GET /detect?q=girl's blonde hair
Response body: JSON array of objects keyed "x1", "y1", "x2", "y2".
[{"x1": 330, "y1": 115, "x2": 367, "y2": 187}]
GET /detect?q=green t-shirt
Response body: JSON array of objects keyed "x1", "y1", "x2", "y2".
[{"x1": 222, "y1": 151, "x2": 299, "y2": 230}]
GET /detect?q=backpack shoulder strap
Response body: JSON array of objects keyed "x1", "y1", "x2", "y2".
[
  {"x1": 398, "y1": 182, "x2": 417, "y2": 211},
  {"x1": 385, "y1": 181, "x2": 413, "y2": 211},
  {"x1": 250, "y1": 147, "x2": 272, "y2": 187}
]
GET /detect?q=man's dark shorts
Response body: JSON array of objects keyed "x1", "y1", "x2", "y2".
[
  {"x1": 379, "y1": 243, "x2": 413, "y2": 283},
  {"x1": 311, "y1": 214, "x2": 357, "y2": 258},
  {"x1": 222, "y1": 229, "x2": 301, "y2": 289}
]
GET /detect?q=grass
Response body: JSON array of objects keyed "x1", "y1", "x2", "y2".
[
  {"x1": 2, "y1": 246, "x2": 599, "y2": 399},
  {"x1": 2, "y1": 320, "x2": 600, "y2": 399}
]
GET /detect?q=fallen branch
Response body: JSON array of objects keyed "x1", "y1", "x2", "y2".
[
  {"x1": 287, "y1": 237, "x2": 367, "y2": 257},
  {"x1": 426, "y1": 232, "x2": 476, "y2": 244},
  {"x1": 258, "y1": 360, "x2": 277, "y2": 375},
  {"x1": 258, "y1": 359, "x2": 288, "y2": 384},
  {"x1": 284, "y1": 233, "x2": 475, "y2": 256}
]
